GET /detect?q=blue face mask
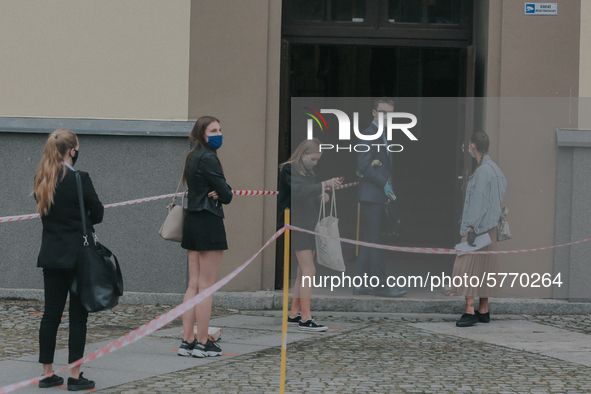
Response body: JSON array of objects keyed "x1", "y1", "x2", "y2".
[{"x1": 207, "y1": 135, "x2": 223, "y2": 151}]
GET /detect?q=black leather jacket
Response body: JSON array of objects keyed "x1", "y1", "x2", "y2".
[{"x1": 185, "y1": 145, "x2": 232, "y2": 217}]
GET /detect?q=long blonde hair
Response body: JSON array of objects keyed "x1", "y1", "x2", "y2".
[
  {"x1": 280, "y1": 138, "x2": 321, "y2": 176},
  {"x1": 33, "y1": 129, "x2": 78, "y2": 215}
]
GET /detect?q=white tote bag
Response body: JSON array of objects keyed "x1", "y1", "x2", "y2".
[{"x1": 315, "y1": 185, "x2": 346, "y2": 272}]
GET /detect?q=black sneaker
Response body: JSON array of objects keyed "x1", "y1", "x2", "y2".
[
  {"x1": 192, "y1": 339, "x2": 222, "y2": 357},
  {"x1": 39, "y1": 374, "x2": 64, "y2": 388},
  {"x1": 298, "y1": 318, "x2": 328, "y2": 332},
  {"x1": 287, "y1": 313, "x2": 301, "y2": 326},
  {"x1": 67, "y1": 372, "x2": 95, "y2": 391},
  {"x1": 178, "y1": 339, "x2": 197, "y2": 356},
  {"x1": 352, "y1": 286, "x2": 374, "y2": 295},
  {"x1": 456, "y1": 313, "x2": 478, "y2": 327},
  {"x1": 475, "y1": 310, "x2": 491, "y2": 323}
]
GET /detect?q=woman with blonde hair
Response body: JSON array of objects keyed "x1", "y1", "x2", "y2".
[
  {"x1": 177, "y1": 116, "x2": 233, "y2": 357},
  {"x1": 34, "y1": 129, "x2": 103, "y2": 391},
  {"x1": 277, "y1": 138, "x2": 341, "y2": 331}
]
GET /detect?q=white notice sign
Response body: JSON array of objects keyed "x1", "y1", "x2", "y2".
[{"x1": 524, "y1": 3, "x2": 558, "y2": 15}]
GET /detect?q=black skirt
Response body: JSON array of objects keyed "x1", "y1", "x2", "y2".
[
  {"x1": 292, "y1": 231, "x2": 316, "y2": 251},
  {"x1": 181, "y1": 210, "x2": 228, "y2": 251}
]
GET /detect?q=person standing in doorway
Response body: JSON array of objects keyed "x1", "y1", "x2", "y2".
[
  {"x1": 354, "y1": 99, "x2": 406, "y2": 298},
  {"x1": 452, "y1": 131, "x2": 506, "y2": 327}
]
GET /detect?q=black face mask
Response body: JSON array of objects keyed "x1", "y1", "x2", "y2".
[{"x1": 71, "y1": 149, "x2": 79, "y2": 166}]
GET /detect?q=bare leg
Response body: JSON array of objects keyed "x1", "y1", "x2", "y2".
[
  {"x1": 478, "y1": 298, "x2": 489, "y2": 313},
  {"x1": 182, "y1": 250, "x2": 200, "y2": 342},
  {"x1": 195, "y1": 250, "x2": 223, "y2": 344},
  {"x1": 42, "y1": 364, "x2": 53, "y2": 376},
  {"x1": 295, "y1": 250, "x2": 316, "y2": 322},
  {"x1": 69, "y1": 365, "x2": 81, "y2": 379},
  {"x1": 43, "y1": 363, "x2": 80, "y2": 381},
  {"x1": 465, "y1": 297, "x2": 475, "y2": 314},
  {"x1": 290, "y1": 265, "x2": 302, "y2": 318}
]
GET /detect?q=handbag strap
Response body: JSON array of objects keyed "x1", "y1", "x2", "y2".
[
  {"x1": 170, "y1": 174, "x2": 184, "y2": 206},
  {"x1": 330, "y1": 182, "x2": 337, "y2": 218},
  {"x1": 172, "y1": 150, "x2": 203, "y2": 207},
  {"x1": 75, "y1": 171, "x2": 90, "y2": 246},
  {"x1": 318, "y1": 185, "x2": 326, "y2": 222}
]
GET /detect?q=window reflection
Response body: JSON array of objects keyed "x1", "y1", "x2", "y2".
[
  {"x1": 388, "y1": 0, "x2": 422, "y2": 23},
  {"x1": 332, "y1": 0, "x2": 366, "y2": 22},
  {"x1": 428, "y1": 0, "x2": 461, "y2": 24},
  {"x1": 291, "y1": 0, "x2": 327, "y2": 21}
]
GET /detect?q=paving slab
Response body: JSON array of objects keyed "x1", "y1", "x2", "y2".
[
  {"x1": 412, "y1": 319, "x2": 591, "y2": 367},
  {"x1": 5, "y1": 299, "x2": 591, "y2": 393},
  {"x1": 0, "y1": 314, "x2": 350, "y2": 393}
]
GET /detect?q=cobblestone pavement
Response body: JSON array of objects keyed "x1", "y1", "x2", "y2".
[
  {"x1": 0, "y1": 299, "x2": 232, "y2": 362},
  {"x1": 2, "y1": 299, "x2": 591, "y2": 393}
]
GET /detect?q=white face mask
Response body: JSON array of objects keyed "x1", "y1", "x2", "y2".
[
  {"x1": 468, "y1": 144, "x2": 476, "y2": 158},
  {"x1": 302, "y1": 154, "x2": 316, "y2": 170}
]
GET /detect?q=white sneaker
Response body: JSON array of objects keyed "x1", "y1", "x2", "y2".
[{"x1": 192, "y1": 339, "x2": 222, "y2": 357}]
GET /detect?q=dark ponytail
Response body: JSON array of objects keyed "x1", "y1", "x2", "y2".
[
  {"x1": 182, "y1": 116, "x2": 221, "y2": 185},
  {"x1": 470, "y1": 131, "x2": 490, "y2": 155}
]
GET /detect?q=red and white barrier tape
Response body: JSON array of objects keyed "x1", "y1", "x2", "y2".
[
  {"x1": 286, "y1": 225, "x2": 591, "y2": 255},
  {"x1": 0, "y1": 227, "x2": 286, "y2": 394},
  {"x1": 0, "y1": 182, "x2": 359, "y2": 224},
  {"x1": 3, "y1": 223, "x2": 591, "y2": 393},
  {"x1": 332, "y1": 182, "x2": 358, "y2": 191}
]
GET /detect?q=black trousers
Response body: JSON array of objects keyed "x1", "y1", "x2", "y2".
[
  {"x1": 355, "y1": 202, "x2": 388, "y2": 284},
  {"x1": 39, "y1": 268, "x2": 88, "y2": 364}
]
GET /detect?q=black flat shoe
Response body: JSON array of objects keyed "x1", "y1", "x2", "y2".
[
  {"x1": 456, "y1": 313, "x2": 478, "y2": 327},
  {"x1": 67, "y1": 372, "x2": 95, "y2": 391},
  {"x1": 39, "y1": 374, "x2": 64, "y2": 388},
  {"x1": 352, "y1": 286, "x2": 374, "y2": 295},
  {"x1": 373, "y1": 288, "x2": 407, "y2": 298},
  {"x1": 475, "y1": 310, "x2": 490, "y2": 323}
]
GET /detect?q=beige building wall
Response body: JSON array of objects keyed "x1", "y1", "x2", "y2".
[
  {"x1": 0, "y1": 0, "x2": 282, "y2": 292},
  {"x1": 580, "y1": 0, "x2": 591, "y2": 98},
  {"x1": 188, "y1": 0, "x2": 282, "y2": 291},
  {"x1": 579, "y1": 0, "x2": 591, "y2": 128},
  {"x1": 0, "y1": 0, "x2": 191, "y2": 120},
  {"x1": 482, "y1": 0, "x2": 580, "y2": 296}
]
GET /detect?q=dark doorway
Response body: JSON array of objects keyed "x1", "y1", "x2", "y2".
[
  {"x1": 287, "y1": 44, "x2": 466, "y2": 243},
  {"x1": 290, "y1": 45, "x2": 463, "y2": 98},
  {"x1": 276, "y1": 44, "x2": 473, "y2": 291}
]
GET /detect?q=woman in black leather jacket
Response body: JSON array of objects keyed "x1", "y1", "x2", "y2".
[{"x1": 177, "y1": 116, "x2": 233, "y2": 358}]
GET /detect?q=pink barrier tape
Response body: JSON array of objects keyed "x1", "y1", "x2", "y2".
[
  {"x1": 3, "y1": 221, "x2": 588, "y2": 393},
  {"x1": 331, "y1": 182, "x2": 359, "y2": 191},
  {"x1": 0, "y1": 213, "x2": 41, "y2": 223},
  {"x1": 0, "y1": 227, "x2": 286, "y2": 394},
  {"x1": 233, "y1": 190, "x2": 278, "y2": 196},
  {"x1": 0, "y1": 183, "x2": 360, "y2": 224},
  {"x1": 286, "y1": 225, "x2": 591, "y2": 255}
]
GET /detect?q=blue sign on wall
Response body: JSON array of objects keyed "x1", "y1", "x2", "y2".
[{"x1": 524, "y1": 3, "x2": 558, "y2": 15}]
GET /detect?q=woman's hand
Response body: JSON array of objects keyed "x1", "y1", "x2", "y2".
[
  {"x1": 323, "y1": 178, "x2": 342, "y2": 189},
  {"x1": 208, "y1": 190, "x2": 219, "y2": 200},
  {"x1": 323, "y1": 193, "x2": 330, "y2": 203}
]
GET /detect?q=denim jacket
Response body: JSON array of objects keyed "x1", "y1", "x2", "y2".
[{"x1": 460, "y1": 155, "x2": 507, "y2": 236}]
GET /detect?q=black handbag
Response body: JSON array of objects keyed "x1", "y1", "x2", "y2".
[{"x1": 72, "y1": 171, "x2": 123, "y2": 312}]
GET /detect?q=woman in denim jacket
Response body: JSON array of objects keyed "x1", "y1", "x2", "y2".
[{"x1": 452, "y1": 131, "x2": 507, "y2": 327}]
